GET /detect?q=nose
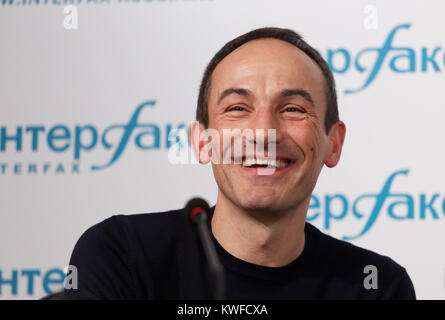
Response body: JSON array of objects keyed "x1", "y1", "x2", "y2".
[{"x1": 247, "y1": 107, "x2": 283, "y2": 148}]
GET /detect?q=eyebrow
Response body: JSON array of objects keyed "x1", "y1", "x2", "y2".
[
  {"x1": 279, "y1": 88, "x2": 314, "y2": 106},
  {"x1": 217, "y1": 87, "x2": 315, "y2": 106},
  {"x1": 217, "y1": 88, "x2": 252, "y2": 105}
]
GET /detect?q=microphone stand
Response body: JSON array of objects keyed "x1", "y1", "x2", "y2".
[{"x1": 193, "y1": 210, "x2": 226, "y2": 300}]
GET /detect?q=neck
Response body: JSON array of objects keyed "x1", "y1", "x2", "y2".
[{"x1": 211, "y1": 191, "x2": 308, "y2": 267}]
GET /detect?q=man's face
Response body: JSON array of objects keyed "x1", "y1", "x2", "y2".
[{"x1": 203, "y1": 38, "x2": 344, "y2": 214}]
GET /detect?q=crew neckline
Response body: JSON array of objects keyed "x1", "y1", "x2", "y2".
[{"x1": 207, "y1": 205, "x2": 314, "y2": 281}]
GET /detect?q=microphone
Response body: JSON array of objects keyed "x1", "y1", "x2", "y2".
[{"x1": 185, "y1": 198, "x2": 226, "y2": 300}]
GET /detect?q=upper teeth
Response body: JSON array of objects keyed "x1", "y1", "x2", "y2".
[{"x1": 242, "y1": 158, "x2": 290, "y2": 168}]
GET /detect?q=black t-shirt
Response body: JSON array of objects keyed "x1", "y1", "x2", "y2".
[{"x1": 64, "y1": 206, "x2": 416, "y2": 300}]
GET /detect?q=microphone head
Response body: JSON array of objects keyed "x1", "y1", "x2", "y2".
[{"x1": 185, "y1": 197, "x2": 210, "y2": 222}]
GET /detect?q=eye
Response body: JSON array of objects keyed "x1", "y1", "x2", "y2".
[
  {"x1": 228, "y1": 105, "x2": 245, "y2": 112},
  {"x1": 283, "y1": 106, "x2": 305, "y2": 113}
]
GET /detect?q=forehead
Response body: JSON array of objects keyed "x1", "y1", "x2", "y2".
[{"x1": 209, "y1": 38, "x2": 326, "y2": 108}]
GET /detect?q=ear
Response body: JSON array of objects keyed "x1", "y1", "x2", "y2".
[
  {"x1": 324, "y1": 120, "x2": 346, "y2": 168},
  {"x1": 189, "y1": 120, "x2": 211, "y2": 164}
]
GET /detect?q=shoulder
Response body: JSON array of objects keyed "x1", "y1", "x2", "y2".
[
  {"x1": 77, "y1": 207, "x2": 189, "y2": 246},
  {"x1": 305, "y1": 222, "x2": 402, "y2": 270},
  {"x1": 305, "y1": 223, "x2": 416, "y2": 299},
  {"x1": 65, "y1": 207, "x2": 190, "y2": 299},
  {"x1": 72, "y1": 207, "x2": 194, "y2": 267}
]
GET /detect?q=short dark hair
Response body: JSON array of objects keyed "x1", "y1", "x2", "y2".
[{"x1": 196, "y1": 27, "x2": 339, "y2": 134}]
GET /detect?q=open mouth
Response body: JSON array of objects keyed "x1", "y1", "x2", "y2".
[{"x1": 234, "y1": 157, "x2": 293, "y2": 169}]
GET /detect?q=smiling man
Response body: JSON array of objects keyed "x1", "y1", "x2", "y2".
[{"x1": 65, "y1": 27, "x2": 416, "y2": 300}]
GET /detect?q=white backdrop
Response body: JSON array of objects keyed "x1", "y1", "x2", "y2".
[{"x1": 0, "y1": 0, "x2": 444, "y2": 299}]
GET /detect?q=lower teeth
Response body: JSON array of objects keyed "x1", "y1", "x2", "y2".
[{"x1": 242, "y1": 163, "x2": 289, "y2": 168}]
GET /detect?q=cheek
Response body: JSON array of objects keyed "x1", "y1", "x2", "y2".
[{"x1": 288, "y1": 122, "x2": 324, "y2": 160}]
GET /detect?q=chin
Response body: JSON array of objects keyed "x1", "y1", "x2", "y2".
[{"x1": 237, "y1": 191, "x2": 282, "y2": 211}]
